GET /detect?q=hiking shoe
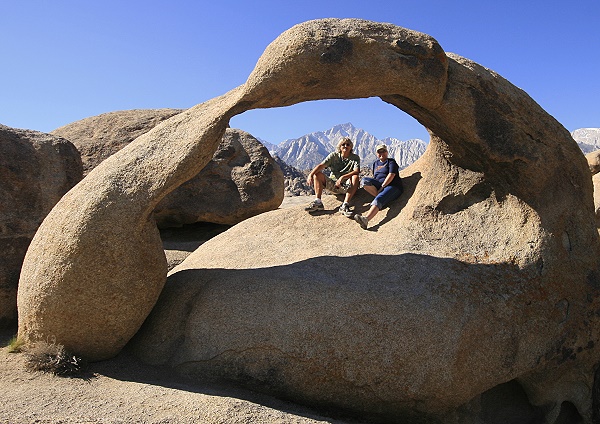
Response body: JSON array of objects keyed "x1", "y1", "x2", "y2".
[
  {"x1": 305, "y1": 199, "x2": 324, "y2": 212},
  {"x1": 339, "y1": 203, "x2": 352, "y2": 217},
  {"x1": 354, "y1": 214, "x2": 368, "y2": 230}
]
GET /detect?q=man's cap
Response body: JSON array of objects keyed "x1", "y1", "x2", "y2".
[{"x1": 376, "y1": 144, "x2": 388, "y2": 152}]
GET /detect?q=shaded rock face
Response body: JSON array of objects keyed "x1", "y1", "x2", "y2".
[
  {"x1": 18, "y1": 18, "x2": 600, "y2": 423},
  {"x1": 154, "y1": 128, "x2": 284, "y2": 227},
  {"x1": 0, "y1": 125, "x2": 82, "y2": 327},
  {"x1": 53, "y1": 110, "x2": 283, "y2": 227}
]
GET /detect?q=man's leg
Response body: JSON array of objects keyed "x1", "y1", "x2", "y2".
[
  {"x1": 305, "y1": 172, "x2": 327, "y2": 212},
  {"x1": 344, "y1": 174, "x2": 360, "y2": 203},
  {"x1": 313, "y1": 172, "x2": 326, "y2": 199},
  {"x1": 336, "y1": 175, "x2": 359, "y2": 217}
]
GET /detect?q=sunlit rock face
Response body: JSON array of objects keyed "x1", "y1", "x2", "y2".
[
  {"x1": 585, "y1": 150, "x2": 600, "y2": 228},
  {"x1": 51, "y1": 109, "x2": 185, "y2": 175},
  {"x1": 53, "y1": 111, "x2": 283, "y2": 227},
  {"x1": 18, "y1": 18, "x2": 600, "y2": 423}
]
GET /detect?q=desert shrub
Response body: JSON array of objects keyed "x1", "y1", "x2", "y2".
[{"x1": 24, "y1": 341, "x2": 86, "y2": 376}]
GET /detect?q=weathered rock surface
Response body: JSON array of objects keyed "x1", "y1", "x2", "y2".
[
  {"x1": 585, "y1": 150, "x2": 600, "y2": 176},
  {"x1": 18, "y1": 18, "x2": 600, "y2": 423},
  {"x1": 0, "y1": 125, "x2": 82, "y2": 327},
  {"x1": 51, "y1": 109, "x2": 184, "y2": 175},
  {"x1": 154, "y1": 128, "x2": 284, "y2": 227},
  {"x1": 53, "y1": 110, "x2": 283, "y2": 227}
]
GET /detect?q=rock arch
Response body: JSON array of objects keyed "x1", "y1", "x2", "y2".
[{"x1": 18, "y1": 18, "x2": 600, "y2": 421}]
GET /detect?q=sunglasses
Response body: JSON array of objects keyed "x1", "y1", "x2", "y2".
[{"x1": 341, "y1": 143, "x2": 351, "y2": 147}]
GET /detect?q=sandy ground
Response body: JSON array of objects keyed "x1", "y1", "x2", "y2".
[
  {"x1": 0, "y1": 196, "x2": 368, "y2": 424},
  {"x1": 0, "y1": 327, "x2": 362, "y2": 424}
]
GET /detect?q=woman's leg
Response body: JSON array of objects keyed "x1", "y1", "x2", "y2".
[
  {"x1": 363, "y1": 185, "x2": 379, "y2": 197},
  {"x1": 368, "y1": 186, "x2": 403, "y2": 220},
  {"x1": 364, "y1": 204, "x2": 380, "y2": 221},
  {"x1": 361, "y1": 177, "x2": 380, "y2": 197}
]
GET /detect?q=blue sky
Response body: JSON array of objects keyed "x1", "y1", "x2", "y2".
[{"x1": 2, "y1": 1, "x2": 598, "y2": 144}]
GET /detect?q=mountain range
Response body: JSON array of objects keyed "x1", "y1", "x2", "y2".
[
  {"x1": 265, "y1": 123, "x2": 427, "y2": 171},
  {"x1": 260, "y1": 124, "x2": 600, "y2": 173},
  {"x1": 572, "y1": 128, "x2": 600, "y2": 153}
]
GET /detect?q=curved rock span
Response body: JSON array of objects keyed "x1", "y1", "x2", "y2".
[
  {"x1": 18, "y1": 18, "x2": 600, "y2": 422},
  {"x1": 53, "y1": 111, "x2": 285, "y2": 227}
]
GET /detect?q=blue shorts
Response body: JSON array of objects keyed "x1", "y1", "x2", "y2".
[{"x1": 361, "y1": 177, "x2": 403, "y2": 210}]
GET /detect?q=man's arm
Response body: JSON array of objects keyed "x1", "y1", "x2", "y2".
[
  {"x1": 338, "y1": 168, "x2": 360, "y2": 181},
  {"x1": 335, "y1": 167, "x2": 360, "y2": 187}
]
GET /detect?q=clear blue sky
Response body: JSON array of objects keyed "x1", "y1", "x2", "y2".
[{"x1": 2, "y1": 1, "x2": 598, "y2": 144}]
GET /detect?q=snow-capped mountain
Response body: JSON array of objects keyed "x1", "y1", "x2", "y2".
[
  {"x1": 271, "y1": 123, "x2": 427, "y2": 171},
  {"x1": 256, "y1": 137, "x2": 276, "y2": 153},
  {"x1": 572, "y1": 128, "x2": 600, "y2": 153}
]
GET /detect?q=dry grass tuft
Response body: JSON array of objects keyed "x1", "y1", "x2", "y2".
[
  {"x1": 24, "y1": 341, "x2": 86, "y2": 376},
  {"x1": 6, "y1": 335, "x2": 25, "y2": 353}
]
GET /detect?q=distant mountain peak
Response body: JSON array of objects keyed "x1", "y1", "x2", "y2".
[
  {"x1": 271, "y1": 123, "x2": 427, "y2": 171},
  {"x1": 266, "y1": 124, "x2": 600, "y2": 172},
  {"x1": 572, "y1": 128, "x2": 600, "y2": 154}
]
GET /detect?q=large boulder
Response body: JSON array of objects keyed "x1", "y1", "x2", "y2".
[
  {"x1": 18, "y1": 18, "x2": 600, "y2": 422},
  {"x1": 53, "y1": 110, "x2": 283, "y2": 227},
  {"x1": 0, "y1": 125, "x2": 82, "y2": 327},
  {"x1": 51, "y1": 109, "x2": 184, "y2": 175},
  {"x1": 154, "y1": 128, "x2": 284, "y2": 227}
]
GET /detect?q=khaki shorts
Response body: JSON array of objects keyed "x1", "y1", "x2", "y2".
[{"x1": 325, "y1": 177, "x2": 350, "y2": 194}]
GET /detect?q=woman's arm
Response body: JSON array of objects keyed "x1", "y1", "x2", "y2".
[{"x1": 379, "y1": 172, "x2": 396, "y2": 191}]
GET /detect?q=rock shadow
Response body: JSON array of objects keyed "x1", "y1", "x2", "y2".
[
  {"x1": 125, "y1": 252, "x2": 548, "y2": 423},
  {"x1": 160, "y1": 222, "x2": 231, "y2": 252},
  {"x1": 89, "y1": 347, "x2": 366, "y2": 424}
]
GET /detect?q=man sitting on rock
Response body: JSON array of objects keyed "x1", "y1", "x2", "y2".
[{"x1": 305, "y1": 137, "x2": 360, "y2": 217}]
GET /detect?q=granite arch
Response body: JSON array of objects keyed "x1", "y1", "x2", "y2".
[{"x1": 17, "y1": 18, "x2": 600, "y2": 422}]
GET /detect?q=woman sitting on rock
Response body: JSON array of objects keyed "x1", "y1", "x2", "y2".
[{"x1": 354, "y1": 144, "x2": 403, "y2": 229}]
